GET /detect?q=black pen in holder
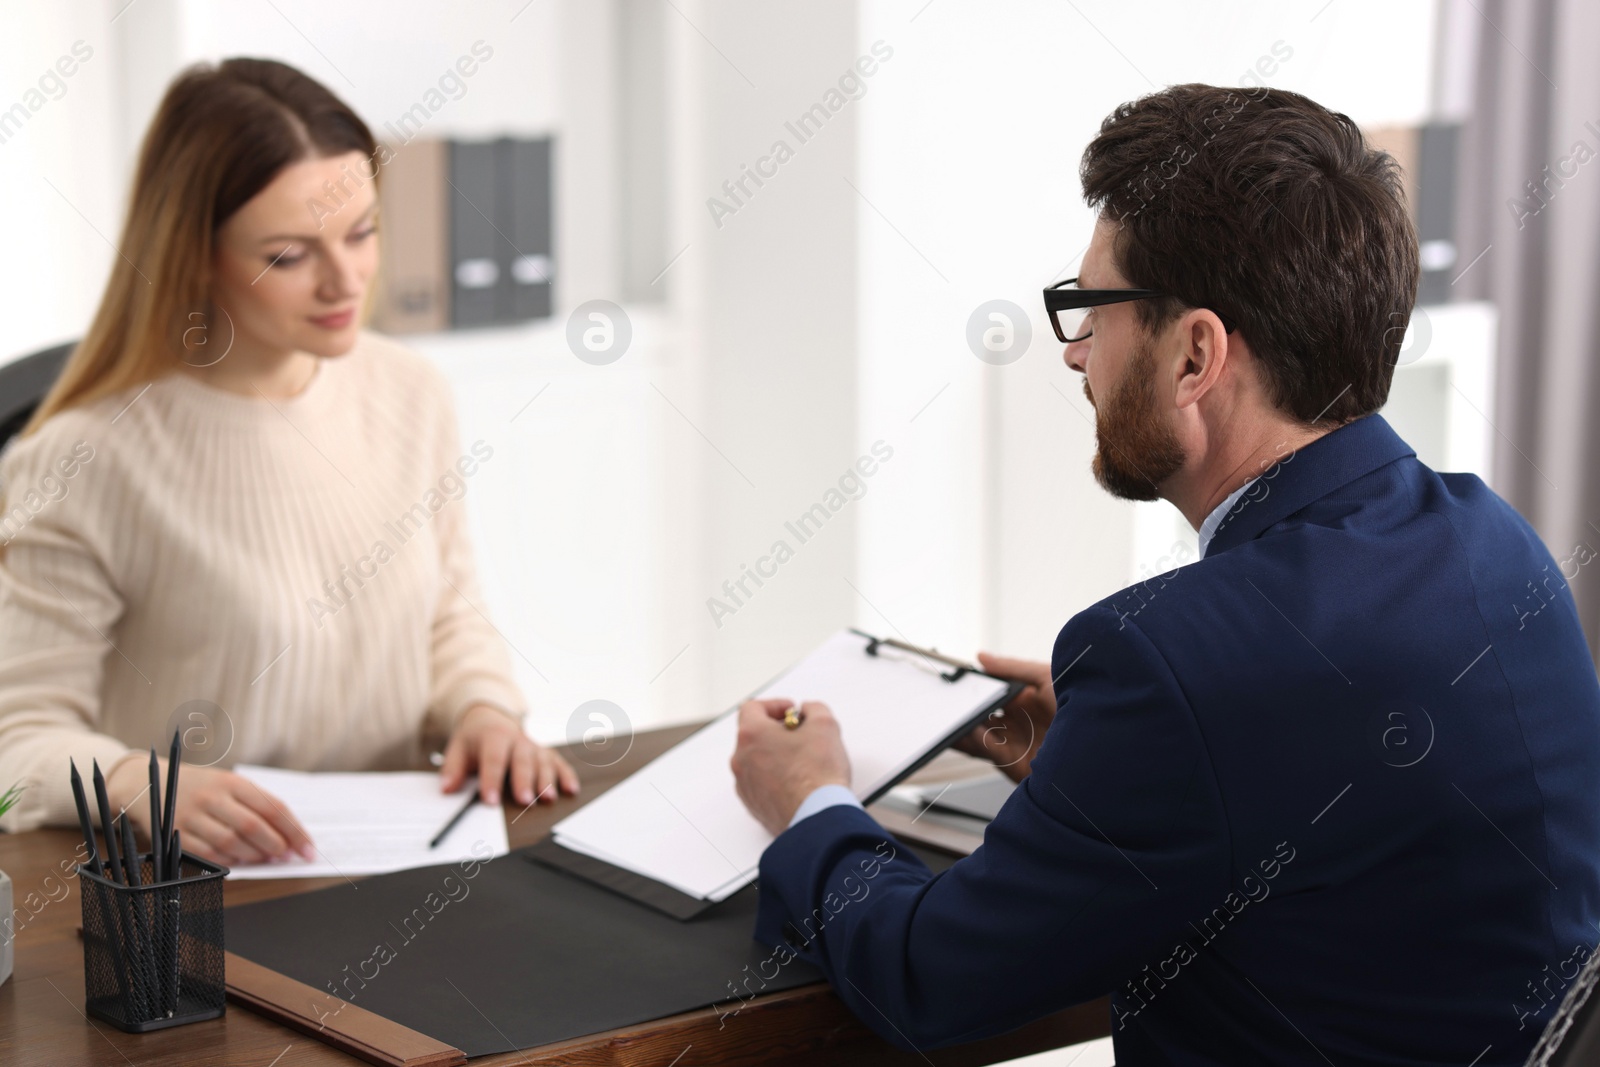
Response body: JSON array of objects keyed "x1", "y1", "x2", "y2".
[{"x1": 78, "y1": 849, "x2": 229, "y2": 1032}]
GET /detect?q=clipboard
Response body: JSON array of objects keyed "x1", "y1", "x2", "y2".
[{"x1": 533, "y1": 628, "x2": 1022, "y2": 919}]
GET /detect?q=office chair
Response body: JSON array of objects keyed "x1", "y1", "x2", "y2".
[
  {"x1": 0, "y1": 341, "x2": 75, "y2": 451},
  {"x1": 1525, "y1": 943, "x2": 1600, "y2": 1065}
]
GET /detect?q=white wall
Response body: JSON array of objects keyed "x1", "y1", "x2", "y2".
[
  {"x1": 662, "y1": 0, "x2": 863, "y2": 725},
  {"x1": 406, "y1": 314, "x2": 681, "y2": 744},
  {"x1": 0, "y1": 2, "x2": 124, "y2": 361}
]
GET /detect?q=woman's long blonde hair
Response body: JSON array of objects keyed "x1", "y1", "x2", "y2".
[{"x1": 22, "y1": 58, "x2": 378, "y2": 437}]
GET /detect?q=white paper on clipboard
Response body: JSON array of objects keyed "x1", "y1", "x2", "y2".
[{"x1": 550, "y1": 629, "x2": 1015, "y2": 902}]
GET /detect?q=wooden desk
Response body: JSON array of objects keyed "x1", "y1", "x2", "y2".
[{"x1": 0, "y1": 724, "x2": 1110, "y2": 1065}]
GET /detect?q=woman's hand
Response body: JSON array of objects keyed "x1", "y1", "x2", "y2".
[
  {"x1": 440, "y1": 704, "x2": 580, "y2": 808},
  {"x1": 104, "y1": 755, "x2": 315, "y2": 867},
  {"x1": 952, "y1": 651, "x2": 1060, "y2": 783}
]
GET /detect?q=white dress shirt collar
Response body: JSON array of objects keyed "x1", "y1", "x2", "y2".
[{"x1": 1197, "y1": 476, "x2": 1260, "y2": 559}]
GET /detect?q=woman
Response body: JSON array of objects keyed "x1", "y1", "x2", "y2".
[{"x1": 0, "y1": 58, "x2": 577, "y2": 863}]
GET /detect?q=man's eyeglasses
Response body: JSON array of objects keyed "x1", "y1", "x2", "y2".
[{"x1": 1042, "y1": 277, "x2": 1237, "y2": 344}]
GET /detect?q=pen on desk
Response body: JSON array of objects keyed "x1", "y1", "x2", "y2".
[
  {"x1": 162, "y1": 730, "x2": 180, "y2": 881},
  {"x1": 148, "y1": 748, "x2": 165, "y2": 885},
  {"x1": 429, "y1": 788, "x2": 480, "y2": 849},
  {"x1": 69, "y1": 759, "x2": 104, "y2": 877},
  {"x1": 92, "y1": 760, "x2": 123, "y2": 886}
]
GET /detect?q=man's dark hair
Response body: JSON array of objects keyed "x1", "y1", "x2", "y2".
[{"x1": 1079, "y1": 83, "x2": 1418, "y2": 426}]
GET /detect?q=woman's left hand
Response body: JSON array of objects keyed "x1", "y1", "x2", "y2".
[{"x1": 440, "y1": 704, "x2": 581, "y2": 807}]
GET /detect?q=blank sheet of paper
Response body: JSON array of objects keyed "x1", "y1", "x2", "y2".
[
  {"x1": 226, "y1": 766, "x2": 510, "y2": 879},
  {"x1": 551, "y1": 629, "x2": 1012, "y2": 901}
]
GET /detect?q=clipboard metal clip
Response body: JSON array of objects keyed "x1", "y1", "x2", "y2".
[{"x1": 861, "y1": 633, "x2": 974, "y2": 683}]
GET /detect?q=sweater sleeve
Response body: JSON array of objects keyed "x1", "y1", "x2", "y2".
[
  {"x1": 422, "y1": 377, "x2": 528, "y2": 742},
  {"x1": 0, "y1": 429, "x2": 137, "y2": 832}
]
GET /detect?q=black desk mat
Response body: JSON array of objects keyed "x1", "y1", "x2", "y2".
[{"x1": 227, "y1": 842, "x2": 829, "y2": 1056}]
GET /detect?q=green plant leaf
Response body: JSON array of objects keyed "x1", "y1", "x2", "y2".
[{"x1": 0, "y1": 782, "x2": 24, "y2": 820}]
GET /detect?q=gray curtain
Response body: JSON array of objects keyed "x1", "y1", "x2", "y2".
[{"x1": 1452, "y1": 0, "x2": 1600, "y2": 665}]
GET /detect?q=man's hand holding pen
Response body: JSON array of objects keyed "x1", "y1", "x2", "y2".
[{"x1": 730, "y1": 698, "x2": 852, "y2": 836}]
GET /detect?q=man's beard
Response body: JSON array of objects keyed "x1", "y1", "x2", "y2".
[{"x1": 1087, "y1": 334, "x2": 1186, "y2": 501}]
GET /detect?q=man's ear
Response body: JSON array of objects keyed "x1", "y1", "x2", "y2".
[{"x1": 1172, "y1": 310, "x2": 1231, "y2": 411}]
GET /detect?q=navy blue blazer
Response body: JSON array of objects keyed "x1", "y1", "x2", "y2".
[{"x1": 754, "y1": 413, "x2": 1600, "y2": 1065}]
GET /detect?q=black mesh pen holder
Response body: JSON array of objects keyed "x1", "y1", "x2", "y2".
[{"x1": 78, "y1": 851, "x2": 229, "y2": 1032}]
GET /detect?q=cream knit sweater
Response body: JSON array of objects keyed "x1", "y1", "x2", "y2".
[{"x1": 0, "y1": 330, "x2": 526, "y2": 831}]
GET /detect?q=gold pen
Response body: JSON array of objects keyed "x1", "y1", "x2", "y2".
[{"x1": 783, "y1": 705, "x2": 804, "y2": 730}]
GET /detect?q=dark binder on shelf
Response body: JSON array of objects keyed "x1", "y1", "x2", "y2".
[
  {"x1": 497, "y1": 136, "x2": 553, "y2": 321},
  {"x1": 446, "y1": 139, "x2": 506, "y2": 328},
  {"x1": 373, "y1": 138, "x2": 450, "y2": 335},
  {"x1": 447, "y1": 136, "x2": 554, "y2": 329}
]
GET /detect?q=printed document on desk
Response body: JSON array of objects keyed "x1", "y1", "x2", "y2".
[
  {"x1": 550, "y1": 629, "x2": 1017, "y2": 903},
  {"x1": 226, "y1": 766, "x2": 510, "y2": 878}
]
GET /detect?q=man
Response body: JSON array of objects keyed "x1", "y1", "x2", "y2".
[{"x1": 730, "y1": 83, "x2": 1600, "y2": 1064}]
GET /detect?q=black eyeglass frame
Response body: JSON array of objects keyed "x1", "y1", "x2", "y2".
[{"x1": 1042, "y1": 277, "x2": 1237, "y2": 343}]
